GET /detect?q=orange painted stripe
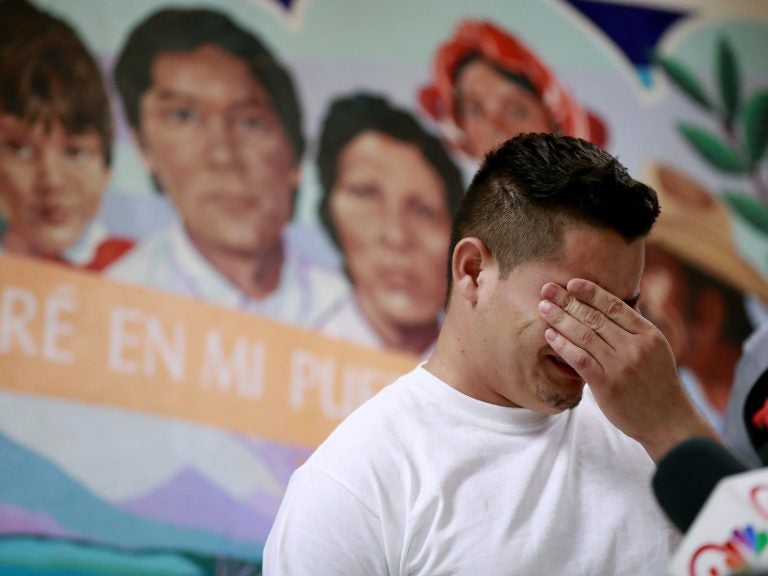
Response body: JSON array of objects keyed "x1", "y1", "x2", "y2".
[{"x1": 0, "y1": 254, "x2": 417, "y2": 447}]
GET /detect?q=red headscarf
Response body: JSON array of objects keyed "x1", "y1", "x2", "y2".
[{"x1": 419, "y1": 19, "x2": 607, "y2": 151}]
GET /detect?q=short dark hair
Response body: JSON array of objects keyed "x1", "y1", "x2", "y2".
[
  {"x1": 316, "y1": 92, "x2": 464, "y2": 248},
  {"x1": 113, "y1": 7, "x2": 304, "y2": 163},
  {"x1": 448, "y1": 132, "x2": 659, "y2": 293},
  {"x1": 0, "y1": 0, "x2": 113, "y2": 165}
]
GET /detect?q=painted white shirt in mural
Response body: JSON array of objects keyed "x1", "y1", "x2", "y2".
[
  {"x1": 318, "y1": 298, "x2": 384, "y2": 350},
  {"x1": 680, "y1": 367, "x2": 724, "y2": 435},
  {"x1": 106, "y1": 222, "x2": 348, "y2": 327},
  {"x1": 64, "y1": 220, "x2": 110, "y2": 265},
  {"x1": 318, "y1": 297, "x2": 439, "y2": 357}
]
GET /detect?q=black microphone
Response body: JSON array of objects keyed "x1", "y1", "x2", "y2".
[{"x1": 652, "y1": 437, "x2": 747, "y2": 533}]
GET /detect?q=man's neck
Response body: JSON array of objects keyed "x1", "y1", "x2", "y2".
[{"x1": 424, "y1": 311, "x2": 495, "y2": 403}]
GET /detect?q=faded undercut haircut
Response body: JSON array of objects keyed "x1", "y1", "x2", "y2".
[{"x1": 447, "y1": 132, "x2": 659, "y2": 294}]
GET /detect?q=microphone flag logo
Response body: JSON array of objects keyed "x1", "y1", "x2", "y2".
[{"x1": 689, "y1": 524, "x2": 768, "y2": 576}]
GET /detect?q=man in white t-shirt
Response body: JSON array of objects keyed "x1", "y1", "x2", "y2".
[{"x1": 264, "y1": 133, "x2": 718, "y2": 575}]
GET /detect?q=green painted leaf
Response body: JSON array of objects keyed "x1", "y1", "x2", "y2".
[
  {"x1": 654, "y1": 53, "x2": 712, "y2": 111},
  {"x1": 716, "y1": 37, "x2": 740, "y2": 125},
  {"x1": 744, "y1": 91, "x2": 768, "y2": 165},
  {"x1": 723, "y1": 190, "x2": 768, "y2": 234},
  {"x1": 757, "y1": 530, "x2": 768, "y2": 555},
  {"x1": 678, "y1": 123, "x2": 750, "y2": 174}
]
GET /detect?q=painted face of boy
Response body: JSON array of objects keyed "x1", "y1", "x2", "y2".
[{"x1": 0, "y1": 113, "x2": 109, "y2": 256}]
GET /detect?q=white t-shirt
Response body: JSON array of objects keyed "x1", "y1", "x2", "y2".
[{"x1": 264, "y1": 365, "x2": 676, "y2": 575}]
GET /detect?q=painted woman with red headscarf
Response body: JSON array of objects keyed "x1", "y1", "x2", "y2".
[{"x1": 419, "y1": 19, "x2": 607, "y2": 160}]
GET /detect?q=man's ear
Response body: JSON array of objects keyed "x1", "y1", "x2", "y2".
[{"x1": 452, "y1": 237, "x2": 492, "y2": 306}]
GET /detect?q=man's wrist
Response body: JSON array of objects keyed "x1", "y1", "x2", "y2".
[{"x1": 642, "y1": 411, "x2": 721, "y2": 464}]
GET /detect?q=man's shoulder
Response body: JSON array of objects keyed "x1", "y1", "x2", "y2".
[{"x1": 306, "y1": 368, "x2": 424, "y2": 472}]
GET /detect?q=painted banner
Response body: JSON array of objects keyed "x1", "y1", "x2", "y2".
[{"x1": 0, "y1": 254, "x2": 414, "y2": 446}]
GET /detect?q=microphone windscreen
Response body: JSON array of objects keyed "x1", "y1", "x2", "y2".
[{"x1": 652, "y1": 437, "x2": 746, "y2": 533}]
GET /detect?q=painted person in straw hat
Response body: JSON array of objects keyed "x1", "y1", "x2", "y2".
[
  {"x1": 640, "y1": 162, "x2": 768, "y2": 433},
  {"x1": 418, "y1": 19, "x2": 607, "y2": 161}
]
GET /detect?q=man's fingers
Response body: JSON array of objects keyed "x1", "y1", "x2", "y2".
[
  {"x1": 566, "y1": 278, "x2": 648, "y2": 334},
  {"x1": 538, "y1": 298, "x2": 614, "y2": 359},
  {"x1": 543, "y1": 328, "x2": 604, "y2": 383},
  {"x1": 540, "y1": 282, "x2": 623, "y2": 348}
]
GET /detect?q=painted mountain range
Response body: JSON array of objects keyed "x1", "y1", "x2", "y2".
[
  {"x1": 118, "y1": 468, "x2": 277, "y2": 544},
  {"x1": 0, "y1": 432, "x2": 261, "y2": 562}
]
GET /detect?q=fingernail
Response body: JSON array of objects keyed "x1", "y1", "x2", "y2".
[
  {"x1": 538, "y1": 300, "x2": 552, "y2": 314},
  {"x1": 540, "y1": 283, "x2": 559, "y2": 299},
  {"x1": 568, "y1": 278, "x2": 587, "y2": 293},
  {"x1": 545, "y1": 328, "x2": 558, "y2": 342}
]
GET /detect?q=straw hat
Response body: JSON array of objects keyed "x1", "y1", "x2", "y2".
[{"x1": 643, "y1": 162, "x2": 768, "y2": 305}]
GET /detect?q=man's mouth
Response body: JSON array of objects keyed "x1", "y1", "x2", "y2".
[{"x1": 546, "y1": 354, "x2": 582, "y2": 380}]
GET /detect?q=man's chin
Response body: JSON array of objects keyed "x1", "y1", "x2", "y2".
[{"x1": 538, "y1": 388, "x2": 584, "y2": 412}]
